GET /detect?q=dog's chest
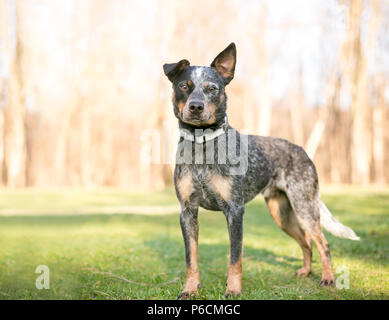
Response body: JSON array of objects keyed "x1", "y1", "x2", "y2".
[
  {"x1": 191, "y1": 164, "x2": 211, "y2": 181},
  {"x1": 190, "y1": 165, "x2": 230, "y2": 210}
]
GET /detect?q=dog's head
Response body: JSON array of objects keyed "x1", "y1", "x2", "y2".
[{"x1": 163, "y1": 43, "x2": 236, "y2": 127}]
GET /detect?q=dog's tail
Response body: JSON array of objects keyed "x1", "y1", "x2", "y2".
[{"x1": 319, "y1": 201, "x2": 360, "y2": 241}]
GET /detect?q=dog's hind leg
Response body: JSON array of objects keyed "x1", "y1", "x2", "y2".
[
  {"x1": 284, "y1": 189, "x2": 335, "y2": 286},
  {"x1": 310, "y1": 225, "x2": 334, "y2": 286},
  {"x1": 265, "y1": 191, "x2": 312, "y2": 277}
]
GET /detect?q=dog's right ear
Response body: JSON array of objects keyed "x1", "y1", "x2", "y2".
[{"x1": 163, "y1": 59, "x2": 190, "y2": 82}]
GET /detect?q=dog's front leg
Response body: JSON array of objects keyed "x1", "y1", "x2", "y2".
[
  {"x1": 178, "y1": 205, "x2": 200, "y2": 299},
  {"x1": 225, "y1": 206, "x2": 244, "y2": 298}
]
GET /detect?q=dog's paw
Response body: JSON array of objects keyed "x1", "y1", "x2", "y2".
[
  {"x1": 177, "y1": 291, "x2": 190, "y2": 300},
  {"x1": 225, "y1": 274, "x2": 242, "y2": 298},
  {"x1": 295, "y1": 267, "x2": 311, "y2": 277},
  {"x1": 177, "y1": 283, "x2": 200, "y2": 299},
  {"x1": 319, "y1": 279, "x2": 334, "y2": 287},
  {"x1": 319, "y1": 274, "x2": 335, "y2": 287},
  {"x1": 225, "y1": 290, "x2": 241, "y2": 299},
  {"x1": 177, "y1": 289, "x2": 198, "y2": 300}
]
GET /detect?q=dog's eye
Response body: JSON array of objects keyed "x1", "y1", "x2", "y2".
[
  {"x1": 179, "y1": 83, "x2": 188, "y2": 91},
  {"x1": 208, "y1": 86, "x2": 217, "y2": 92}
]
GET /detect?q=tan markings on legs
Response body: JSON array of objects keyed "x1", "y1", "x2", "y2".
[
  {"x1": 183, "y1": 237, "x2": 200, "y2": 294},
  {"x1": 210, "y1": 174, "x2": 232, "y2": 202},
  {"x1": 296, "y1": 231, "x2": 312, "y2": 277},
  {"x1": 266, "y1": 194, "x2": 312, "y2": 277},
  {"x1": 226, "y1": 257, "x2": 242, "y2": 296},
  {"x1": 266, "y1": 196, "x2": 286, "y2": 228},
  {"x1": 177, "y1": 174, "x2": 193, "y2": 203},
  {"x1": 311, "y1": 226, "x2": 334, "y2": 286}
]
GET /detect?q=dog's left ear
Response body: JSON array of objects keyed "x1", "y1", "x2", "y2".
[
  {"x1": 163, "y1": 59, "x2": 190, "y2": 82},
  {"x1": 211, "y1": 43, "x2": 236, "y2": 85}
]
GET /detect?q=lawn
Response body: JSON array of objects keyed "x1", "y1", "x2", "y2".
[{"x1": 0, "y1": 187, "x2": 388, "y2": 300}]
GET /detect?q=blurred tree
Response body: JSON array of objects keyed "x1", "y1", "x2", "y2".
[
  {"x1": 373, "y1": 74, "x2": 386, "y2": 184},
  {"x1": 255, "y1": 4, "x2": 272, "y2": 137},
  {"x1": 0, "y1": 0, "x2": 27, "y2": 187},
  {"x1": 290, "y1": 64, "x2": 305, "y2": 146},
  {"x1": 341, "y1": 0, "x2": 381, "y2": 184}
]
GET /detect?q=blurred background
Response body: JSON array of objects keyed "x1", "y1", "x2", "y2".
[{"x1": 0, "y1": 0, "x2": 388, "y2": 190}]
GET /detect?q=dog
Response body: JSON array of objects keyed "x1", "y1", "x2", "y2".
[{"x1": 163, "y1": 43, "x2": 359, "y2": 299}]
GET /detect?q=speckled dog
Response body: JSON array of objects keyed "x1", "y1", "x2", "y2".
[{"x1": 163, "y1": 43, "x2": 359, "y2": 299}]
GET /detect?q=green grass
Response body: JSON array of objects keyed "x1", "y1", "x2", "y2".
[{"x1": 0, "y1": 187, "x2": 388, "y2": 300}]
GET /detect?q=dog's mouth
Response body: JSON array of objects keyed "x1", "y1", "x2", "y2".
[{"x1": 182, "y1": 114, "x2": 213, "y2": 127}]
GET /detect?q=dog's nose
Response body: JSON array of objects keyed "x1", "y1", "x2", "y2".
[{"x1": 189, "y1": 101, "x2": 204, "y2": 113}]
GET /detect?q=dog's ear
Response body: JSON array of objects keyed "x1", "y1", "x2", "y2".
[
  {"x1": 163, "y1": 59, "x2": 190, "y2": 82},
  {"x1": 211, "y1": 43, "x2": 236, "y2": 85}
]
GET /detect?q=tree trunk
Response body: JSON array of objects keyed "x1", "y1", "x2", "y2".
[
  {"x1": 373, "y1": 75, "x2": 386, "y2": 184},
  {"x1": 256, "y1": 6, "x2": 272, "y2": 136},
  {"x1": 343, "y1": 0, "x2": 380, "y2": 184},
  {"x1": 0, "y1": 109, "x2": 4, "y2": 184},
  {"x1": 0, "y1": 0, "x2": 27, "y2": 188},
  {"x1": 326, "y1": 75, "x2": 343, "y2": 183},
  {"x1": 290, "y1": 65, "x2": 305, "y2": 146}
]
